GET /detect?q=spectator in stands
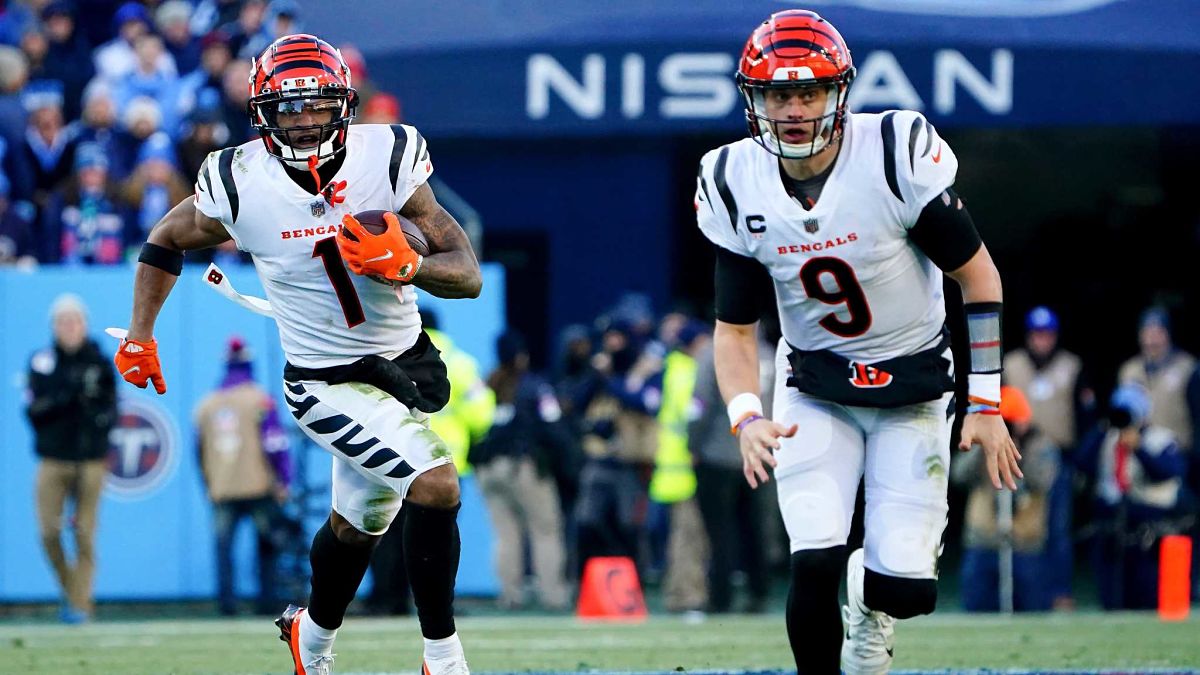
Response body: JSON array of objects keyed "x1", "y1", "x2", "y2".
[
  {"x1": 56, "y1": 141, "x2": 124, "y2": 264},
  {"x1": 0, "y1": 0, "x2": 32, "y2": 47},
  {"x1": 220, "y1": 0, "x2": 269, "y2": 58},
  {"x1": 194, "y1": 336, "x2": 293, "y2": 616},
  {"x1": 176, "y1": 104, "x2": 225, "y2": 182},
  {"x1": 188, "y1": 0, "x2": 242, "y2": 39},
  {"x1": 113, "y1": 33, "x2": 184, "y2": 138},
  {"x1": 156, "y1": 1, "x2": 200, "y2": 75},
  {"x1": 0, "y1": 171, "x2": 34, "y2": 266},
  {"x1": 23, "y1": 82, "x2": 78, "y2": 250},
  {"x1": 471, "y1": 330, "x2": 571, "y2": 610},
  {"x1": 266, "y1": 0, "x2": 301, "y2": 40},
  {"x1": 1004, "y1": 306, "x2": 1095, "y2": 610},
  {"x1": 1118, "y1": 307, "x2": 1199, "y2": 455},
  {"x1": 24, "y1": 294, "x2": 116, "y2": 623},
  {"x1": 955, "y1": 386, "x2": 1059, "y2": 612},
  {"x1": 75, "y1": 0, "x2": 123, "y2": 51},
  {"x1": 688, "y1": 325, "x2": 773, "y2": 614},
  {"x1": 652, "y1": 320, "x2": 709, "y2": 614},
  {"x1": 178, "y1": 31, "x2": 232, "y2": 132},
  {"x1": 39, "y1": 1, "x2": 95, "y2": 123},
  {"x1": 75, "y1": 82, "x2": 121, "y2": 170},
  {"x1": 0, "y1": 45, "x2": 30, "y2": 201},
  {"x1": 219, "y1": 58, "x2": 253, "y2": 143},
  {"x1": 118, "y1": 131, "x2": 188, "y2": 245},
  {"x1": 112, "y1": 95, "x2": 162, "y2": 178},
  {"x1": 94, "y1": 2, "x2": 176, "y2": 83},
  {"x1": 359, "y1": 92, "x2": 401, "y2": 126},
  {"x1": 1079, "y1": 383, "x2": 1192, "y2": 610}
]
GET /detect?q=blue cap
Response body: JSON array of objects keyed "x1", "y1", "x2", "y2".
[
  {"x1": 75, "y1": 142, "x2": 109, "y2": 171},
  {"x1": 1139, "y1": 306, "x2": 1171, "y2": 333},
  {"x1": 114, "y1": 1, "x2": 150, "y2": 28},
  {"x1": 137, "y1": 132, "x2": 177, "y2": 167},
  {"x1": 1110, "y1": 383, "x2": 1152, "y2": 426},
  {"x1": 1025, "y1": 306, "x2": 1058, "y2": 332}
]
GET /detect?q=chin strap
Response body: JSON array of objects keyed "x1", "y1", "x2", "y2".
[{"x1": 307, "y1": 154, "x2": 322, "y2": 193}]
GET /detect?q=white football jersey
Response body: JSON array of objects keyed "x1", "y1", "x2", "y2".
[
  {"x1": 195, "y1": 124, "x2": 434, "y2": 368},
  {"x1": 697, "y1": 110, "x2": 959, "y2": 363}
]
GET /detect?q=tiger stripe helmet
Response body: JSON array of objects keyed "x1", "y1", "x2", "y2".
[
  {"x1": 737, "y1": 10, "x2": 856, "y2": 159},
  {"x1": 248, "y1": 34, "x2": 359, "y2": 165}
]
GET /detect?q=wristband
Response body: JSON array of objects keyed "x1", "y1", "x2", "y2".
[
  {"x1": 727, "y1": 392, "x2": 763, "y2": 428},
  {"x1": 967, "y1": 373, "x2": 1001, "y2": 408},
  {"x1": 732, "y1": 414, "x2": 764, "y2": 436},
  {"x1": 138, "y1": 242, "x2": 184, "y2": 276}
]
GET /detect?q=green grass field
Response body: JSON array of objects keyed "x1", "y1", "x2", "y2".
[{"x1": 0, "y1": 612, "x2": 1197, "y2": 674}]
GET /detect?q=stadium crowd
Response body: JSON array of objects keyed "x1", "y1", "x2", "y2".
[{"x1": 13, "y1": 0, "x2": 1198, "y2": 620}]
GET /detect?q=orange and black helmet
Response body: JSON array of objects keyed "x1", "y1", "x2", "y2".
[
  {"x1": 737, "y1": 10, "x2": 855, "y2": 159},
  {"x1": 248, "y1": 34, "x2": 358, "y2": 164}
]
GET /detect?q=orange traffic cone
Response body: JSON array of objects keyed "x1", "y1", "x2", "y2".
[
  {"x1": 576, "y1": 556, "x2": 647, "y2": 622},
  {"x1": 1158, "y1": 535, "x2": 1192, "y2": 622}
]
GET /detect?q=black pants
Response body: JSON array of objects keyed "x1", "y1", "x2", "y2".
[
  {"x1": 213, "y1": 496, "x2": 280, "y2": 614},
  {"x1": 695, "y1": 462, "x2": 768, "y2": 612}
]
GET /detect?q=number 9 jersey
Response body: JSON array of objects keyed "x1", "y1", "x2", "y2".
[
  {"x1": 697, "y1": 110, "x2": 957, "y2": 364},
  {"x1": 194, "y1": 123, "x2": 433, "y2": 368}
]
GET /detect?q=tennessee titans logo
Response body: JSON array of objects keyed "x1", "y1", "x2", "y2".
[{"x1": 105, "y1": 397, "x2": 178, "y2": 499}]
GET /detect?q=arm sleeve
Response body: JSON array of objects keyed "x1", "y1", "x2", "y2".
[
  {"x1": 388, "y1": 124, "x2": 434, "y2": 212},
  {"x1": 887, "y1": 111, "x2": 959, "y2": 226},
  {"x1": 715, "y1": 245, "x2": 773, "y2": 324},
  {"x1": 907, "y1": 187, "x2": 983, "y2": 272}
]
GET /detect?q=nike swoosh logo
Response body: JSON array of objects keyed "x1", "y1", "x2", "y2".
[
  {"x1": 122, "y1": 366, "x2": 140, "y2": 377},
  {"x1": 932, "y1": 143, "x2": 943, "y2": 163},
  {"x1": 365, "y1": 250, "x2": 394, "y2": 264},
  {"x1": 886, "y1": 647, "x2": 894, "y2": 657}
]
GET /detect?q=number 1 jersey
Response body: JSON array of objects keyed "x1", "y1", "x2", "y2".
[
  {"x1": 194, "y1": 124, "x2": 433, "y2": 368},
  {"x1": 696, "y1": 110, "x2": 958, "y2": 363}
]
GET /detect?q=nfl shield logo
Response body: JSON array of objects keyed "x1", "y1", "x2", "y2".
[
  {"x1": 310, "y1": 200, "x2": 326, "y2": 218},
  {"x1": 804, "y1": 217, "x2": 819, "y2": 233}
]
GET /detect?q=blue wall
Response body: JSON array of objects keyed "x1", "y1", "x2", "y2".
[{"x1": 0, "y1": 264, "x2": 504, "y2": 602}]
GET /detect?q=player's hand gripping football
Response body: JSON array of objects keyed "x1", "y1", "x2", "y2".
[
  {"x1": 337, "y1": 212, "x2": 422, "y2": 283},
  {"x1": 737, "y1": 418, "x2": 798, "y2": 488},
  {"x1": 114, "y1": 337, "x2": 167, "y2": 394},
  {"x1": 959, "y1": 413, "x2": 1023, "y2": 490}
]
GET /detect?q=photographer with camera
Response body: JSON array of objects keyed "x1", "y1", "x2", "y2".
[
  {"x1": 24, "y1": 294, "x2": 117, "y2": 624},
  {"x1": 1078, "y1": 383, "x2": 1194, "y2": 609}
]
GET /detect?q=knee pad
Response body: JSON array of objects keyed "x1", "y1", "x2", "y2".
[{"x1": 864, "y1": 568, "x2": 937, "y2": 619}]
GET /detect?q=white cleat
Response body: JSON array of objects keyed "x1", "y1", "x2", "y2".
[
  {"x1": 841, "y1": 548, "x2": 895, "y2": 675},
  {"x1": 423, "y1": 655, "x2": 471, "y2": 675}
]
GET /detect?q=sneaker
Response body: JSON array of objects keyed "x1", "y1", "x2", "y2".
[
  {"x1": 423, "y1": 654, "x2": 471, "y2": 675},
  {"x1": 275, "y1": 605, "x2": 336, "y2": 675},
  {"x1": 840, "y1": 549, "x2": 895, "y2": 675}
]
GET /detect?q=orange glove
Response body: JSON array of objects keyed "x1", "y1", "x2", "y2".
[
  {"x1": 114, "y1": 337, "x2": 167, "y2": 394},
  {"x1": 337, "y1": 212, "x2": 422, "y2": 283}
]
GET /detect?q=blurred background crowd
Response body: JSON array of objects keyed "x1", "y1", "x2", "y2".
[{"x1": 5, "y1": 0, "x2": 1200, "y2": 623}]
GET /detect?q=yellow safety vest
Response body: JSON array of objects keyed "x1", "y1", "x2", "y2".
[
  {"x1": 650, "y1": 350, "x2": 697, "y2": 503},
  {"x1": 426, "y1": 329, "x2": 495, "y2": 475}
]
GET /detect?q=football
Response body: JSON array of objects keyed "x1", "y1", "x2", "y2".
[{"x1": 348, "y1": 209, "x2": 431, "y2": 256}]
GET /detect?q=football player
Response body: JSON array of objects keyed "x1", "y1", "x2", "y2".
[
  {"x1": 114, "y1": 35, "x2": 479, "y2": 675},
  {"x1": 697, "y1": 11, "x2": 1021, "y2": 675}
]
